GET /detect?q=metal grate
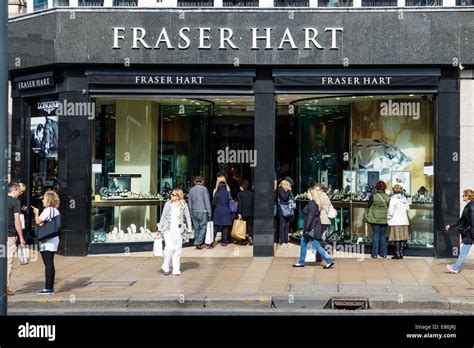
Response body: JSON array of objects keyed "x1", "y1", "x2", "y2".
[
  {"x1": 326, "y1": 297, "x2": 370, "y2": 310},
  {"x1": 86, "y1": 281, "x2": 137, "y2": 287}
]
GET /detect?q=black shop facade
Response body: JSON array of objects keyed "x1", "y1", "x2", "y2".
[{"x1": 9, "y1": 8, "x2": 472, "y2": 257}]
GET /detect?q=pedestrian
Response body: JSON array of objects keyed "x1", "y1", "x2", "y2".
[
  {"x1": 314, "y1": 183, "x2": 332, "y2": 262},
  {"x1": 237, "y1": 180, "x2": 254, "y2": 246},
  {"x1": 293, "y1": 188, "x2": 334, "y2": 268},
  {"x1": 367, "y1": 180, "x2": 390, "y2": 259},
  {"x1": 276, "y1": 177, "x2": 294, "y2": 247},
  {"x1": 32, "y1": 190, "x2": 61, "y2": 295},
  {"x1": 188, "y1": 176, "x2": 212, "y2": 250},
  {"x1": 6, "y1": 183, "x2": 27, "y2": 296},
  {"x1": 212, "y1": 181, "x2": 233, "y2": 247},
  {"x1": 445, "y1": 189, "x2": 474, "y2": 273},
  {"x1": 158, "y1": 188, "x2": 192, "y2": 276},
  {"x1": 387, "y1": 184, "x2": 410, "y2": 259}
]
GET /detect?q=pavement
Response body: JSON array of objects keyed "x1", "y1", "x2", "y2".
[{"x1": 6, "y1": 244, "x2": 474, "y2": 314}]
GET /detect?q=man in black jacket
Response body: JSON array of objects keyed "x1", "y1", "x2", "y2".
[{"x1": 237, "y1": 180, "x2": 254, "y2": 245}]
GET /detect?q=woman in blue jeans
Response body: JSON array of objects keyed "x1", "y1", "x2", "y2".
[
  {"x1": 445, "y1": 189, "x2": 474, "y2": 273},
  {"x1": 293, "y1": 188, "x2": 334, "y2": 269},
  {"x1": 366, "y1": 181, "x2": 390, "y2": 259}
]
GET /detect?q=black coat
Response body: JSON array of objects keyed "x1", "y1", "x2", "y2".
[
  {"x1": 303, "y1": 201, "x2": 323, "y2": 240},
  {"x1": 451, "y1": 200, "x2": 474, "y2": 244},
  {"x1": 237, "y1": 189, "x2": 254, "y2": 217}
]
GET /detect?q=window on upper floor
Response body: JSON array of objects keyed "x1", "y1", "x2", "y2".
[
  {"x1": 319, "y1": 0, "x2": 353, "y2": 6},
  {"x1": 223, "y1": 0, "x2": 259, "y2": 6},
  {"x1": 113, "y1": 0, "x2": 139, "y2": 5},
  {"x1": 406, "y1": 0, "x2": 442, "y2": 5},
  {"x1": 177, "y1": 0, "x2": 214, "y2": 6},
  {"x1": 53, "y1": 0, "x2": 70, "y2": 6},
  {"x1": 456, "y1": 0, "x2": 472, "y2": 4},
  {"x1": 274, "y1": 0, "x2": 309, "y2": 6},
  {"x1": 33, "y1": 0, "x2": 48, "y2": 11},
  {"x1": 78, "y1": 0, "x2": 105, "y2": 6},
  {"x1": 361, "y1": 0, "x2": 397, "y2": 5}
]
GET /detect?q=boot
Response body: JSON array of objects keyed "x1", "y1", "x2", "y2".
[
  {"x1": 399, "y1": 241, "x2": 404, "y2": 259},
  {"x1": 392, "y1": 241, "x2": 401, "y2": 259}
]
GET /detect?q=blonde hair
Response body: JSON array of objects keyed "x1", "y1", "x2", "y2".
[
  {"x1": 19, "y1": 183, "x2": 26, "y2": 193},
  {"x1": 463, "y1": 189, "x2": 474, "y2": 201},
  {"x1": 44, "y1": 191, "x2": 60, "y2": 208},
  {"x1": 392, "y1": 184, "x2": 403, "y2": 194},
  {"x1": 214, "y1": 175, "x2": 230, "y2": 194},
  {"x1": 280, "y1": 180, "x2": 291, "y2": 192},
  {"x1": 171, "y1": 188, "x2": 187, "y2": 209}
]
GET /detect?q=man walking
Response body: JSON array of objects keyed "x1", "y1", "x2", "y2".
[
  {"x1": 7, "y1": 183, "x2": 26, "y2": 296},
  {"x1": 188, "y1": 177, "x2": 212, "y2": 249}
]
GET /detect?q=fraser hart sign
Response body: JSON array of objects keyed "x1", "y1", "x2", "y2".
[{"x1": 112, "y1": 27, "x2": 344, "y2": 50}]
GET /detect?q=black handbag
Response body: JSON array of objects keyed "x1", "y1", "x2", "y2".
[
  {"x1": 303, "y1": 228, "x2": 316, "y2": 240},
  {"x1": 36, "y1": 208, "x2": 61, "y2": 241}
]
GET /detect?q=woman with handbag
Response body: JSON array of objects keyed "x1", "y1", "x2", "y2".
[
  {"x1": 277, "y1": 177, "x2": 295, "y2": 247},
  {"x1": 212, "y1": 181, "x2": 233, "y2": 247},
  {"x1": 157, "y1": 188, "x2": 192, "y2": 276},
  {"x1": 293, "y1": 188, "x2": 334, "y2": 268},
  {"x1": 387, "y1": 184, "x2": 411, "y2": 259},
  {"x1": 32, "y1": 191, "x2": 61, "y2": 295},
  {"x1": 445, "y1": 189, "x2": 474, "y2": 273},
  {"x1": 367, "y1": 181, "x2": 390, "y2": 259}
]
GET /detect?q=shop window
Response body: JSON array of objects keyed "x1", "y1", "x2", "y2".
[
  {"x1": 177, "y1": 0, "x2": 214, "y2": 6},
  {"x1": 276, "y1": 94, "x2": 434, "y2": 250},
  {"x1": 78, "y1": 0, "x2": 104, "y2": 5},
  {"x1": 406, "y1": 0, "x2": 442, "y2": 5},
  {"x1": 223, "y1": 0, "x2": 259, "y2": 5},
  {"x1": 456, "y1": 0, "x2": 472, "y2": 4},
  {"x1": 113, "y1": 0, "x2": 138, "y2": 5},
  {"x1": 90, "y1": 96, "x2": 254, "y2": 245},
  {"x1": 53, "y1": 0, "x2": 70, "y2": 6}
]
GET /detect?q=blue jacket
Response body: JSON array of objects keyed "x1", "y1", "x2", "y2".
[{"x1": 212, "y1": 187, "x2": 233, "y2": 226}]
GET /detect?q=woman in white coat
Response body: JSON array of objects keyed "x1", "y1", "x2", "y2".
[
  {"x1": 158, "y1": 188, "x2": 192, "y2": 276},
  {"x1": 387, "y1": 184, "x2": 410, "y2": 259}
]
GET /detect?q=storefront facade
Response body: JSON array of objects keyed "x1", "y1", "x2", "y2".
[{"x1": 8, "y1": 8, "x2": 474, "y2": 257}]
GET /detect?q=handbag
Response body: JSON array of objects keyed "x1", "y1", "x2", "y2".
[
  {"x1": 327, "y1": 205, "x2": 337, "y2": 219},
  {"x1": 305, "y1": 242, "x2": 316, "y2": 262},
  {"x1": 278, "y1": 197, "x2": 294, "y2": 218},
  {"x1": 228, "y1": 192, "x2": 237, "y2": 214},
  {"x1": 231, "y1": 218, "x2": 247, "y2": 240},
  {"x1": 205, "y1": 221, "x2": 214, "y2": 244},
  {"x1": 303, "y1": 228, "x2": 316, "y2": 240},
  {"x1": 153, "y1": 238, "x2": 164, "y2": 257},
  {"x1": 18, "y1": 245, "x2": 30, "y2": 265},
  {"x1": 35, "y1": 208, "x2": 61, "y2": 241}
]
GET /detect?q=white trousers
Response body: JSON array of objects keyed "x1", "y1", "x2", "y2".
[{"x1": 161, "y1": 232, "x2": 183, "y2": 275}]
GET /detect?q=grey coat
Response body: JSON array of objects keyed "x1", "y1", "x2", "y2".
[{"x1": 158, "y1": 201, "x2": 192, "y2": 235}]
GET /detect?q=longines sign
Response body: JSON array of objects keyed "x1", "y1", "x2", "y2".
[{"x1": 112, "y1": 27, "x2": 344, "y2": 50}]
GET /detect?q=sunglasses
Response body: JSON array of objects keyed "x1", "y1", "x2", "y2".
[{"x1": 171, "y1": 193, "x2": 177, "y2": 197}]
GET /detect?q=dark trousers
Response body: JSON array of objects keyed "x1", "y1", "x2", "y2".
[
  {"x1": 242, "y1": 216, "x2": 254, "y2": 238},
  {"x1": 214, "y1": 225, "x2": 230, "y2": 244},
  {"x1": 40, "y1": 251, "x2": 55, "y2": 290},
  {"x1": 278, "y1": 212, "x2": 290, "y2": 244}
]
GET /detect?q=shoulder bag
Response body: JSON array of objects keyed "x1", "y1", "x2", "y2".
[{"x1": 36, "y1": 208, "x2": 61, "y2": 241}]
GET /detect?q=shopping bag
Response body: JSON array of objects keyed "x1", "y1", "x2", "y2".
[
  {"x1": 305, "y1": 242, "x2": 316, "y2": 262},
  {"x1": 231, "y1": 219, "x2": 247, "y2": 240},
  {"x1": 205, "y1": 221, "x2": 214, "y2": 245},
  {"x1": 18, "y1": 245, "x2": 30, "y2": 265},
  {"x1": 153, "y1": 238, "x2": 163, "y2": 257}
]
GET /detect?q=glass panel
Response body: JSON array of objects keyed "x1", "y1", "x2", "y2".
[
  {"x1": 34, "y1": 0, "x2": 49, "y2": 11},
  {"x1": 406, "y1": 0, "x2": 442, "y2": 5},
  {"x1": 457, "y1": 0, "x2": 473, "y2": 4},
  {"x1": 177, "y1": 0, "x2": 214, "y2": 6},
  {"x1": 276, "y1": 94, "x2": 434, "y2": 251},
  {"x1": 361, "y1": 0, "x2": 397, "y2": 5},
  {"x1": 319, "y1": 0, "x2": 353, "y2": 6},
  {"x1": 274, "y1": 0, "x2": 309, "y2": 6},
  {"x1": 223, "y1": 0, "x2": 259, "y2": 5},
  {"x1": 53, "y1": 0, "x2": 70, "y2": 6},
  {"x1": 113, "y1": 0, "x2": 139, "y2": 5},
  {"x1": 78, "y1": 0, "x2": 105, "y2": 6}
]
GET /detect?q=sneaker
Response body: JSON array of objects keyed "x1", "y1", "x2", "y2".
[
  {"x1": 207, "y1": 243, "x2": 214, "y2": 249},
  {"x1": 446, "y1": 264, "x2": 459, "y2": 274},
  {"x1": 172, "y1": 272, "x2": 181, "y2": 276},
  {"x1": 7, "y1": 288, "x2": 15, "y2": 296},
  {"x1": 196, "y1": 245, "x2": 203, "y2": 250},
  {"x1": 248, "y1": 236, "x2": 254, "y2": 246},
  {"x1": 160, "y1": 268, "x2": 171, "y2": 276},
  {"x1": 220, "y1": 243, "x2": 227, "y2": 247},
  {"x1": 371, "y1": 255, "x2": 377, "y2": 259},
  {"x1": 324, "y1": 262, "x2": 335, "y2": 269},
  {"x1": 37, "y1": 289, "x2": 55, "y2": 295},
  {"x1": 292, "y1": 263, "x2": 304, "y2": 267}
]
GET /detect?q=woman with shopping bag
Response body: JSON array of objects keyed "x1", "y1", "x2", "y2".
[
  {"x1": 212, "y1": 181, "x2": 233, "y2": 247},
  {"x1": 237, "y1": 180, "x2": 254, "y2": 245},
  {"x1": 157, "y1": 188, "x2": 192, "y2": 276}
]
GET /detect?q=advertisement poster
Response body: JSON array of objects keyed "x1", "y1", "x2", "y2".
[{"x1": 31, "y1": 116, "x2": 58, "y2": 158}]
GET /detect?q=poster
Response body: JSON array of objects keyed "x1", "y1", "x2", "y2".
[
  {"x1": 31, "y1": 116, "x2": 58, "y2": 158},
  {"x1": 343, "y1": 170, "x2": 356, "y2": 193},
  {"x1": 391, "y1": 171, "x2": 411, "y2": 195}
]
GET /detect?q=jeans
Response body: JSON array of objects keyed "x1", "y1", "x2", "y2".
[
  {"x1": 298, "y1": 236, "x2": 334, "y2": 265},
  {"x1": 453, "y1": 243, "x2": 472, "y2": 271},
  {"x1": 191, "y1": 212, "x2": 208, "y2": 246},
  {"x1": 371, "y1": 224, "x2": 388, "y2": 257},
  {"x1": 40, "y1": 251, "x2": 56, "y2": 290}
]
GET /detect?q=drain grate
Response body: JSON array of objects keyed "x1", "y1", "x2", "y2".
[
  {"x1": 86, "y1": 281, "x2": 136, "y2": 287},
  {"x1": 325, "y1": 297, "x2": 369, "y2": 310}
]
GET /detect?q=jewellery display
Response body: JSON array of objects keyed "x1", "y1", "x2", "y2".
[
  {"x1": 411, "y1": 186, "x2": 433, "y2": 204},
  {"x1": 103, "y1": 224, "x2": 156, "y2": 243}
]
